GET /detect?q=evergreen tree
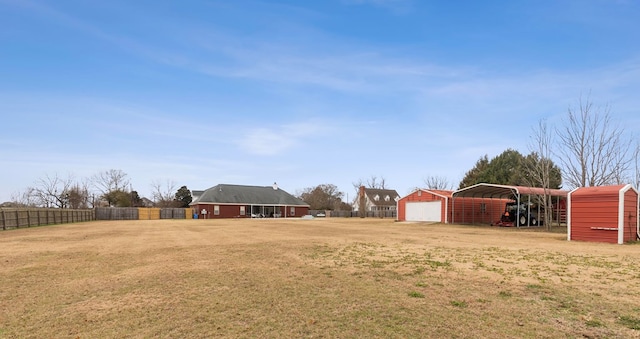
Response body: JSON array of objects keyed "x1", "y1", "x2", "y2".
[
  {"x1": 174, "y1": 186, "x2": 192, "y2": 207},
  {"x1": 458, "y1": 149, "x2": 562, "y2": 189}
]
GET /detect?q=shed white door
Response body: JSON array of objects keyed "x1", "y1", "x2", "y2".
[{"x1": 405, "y1": 201, "x2": 441, "y2": 222}]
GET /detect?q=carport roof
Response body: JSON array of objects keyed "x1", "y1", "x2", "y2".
[{"x1": 452, "y1": 183, "x2": 568, "y2": 199}]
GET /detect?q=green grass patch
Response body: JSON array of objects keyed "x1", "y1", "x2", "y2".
[
  {"x1": 408, "y1": 291, "x2": 425, "y2": 298},
  {"x1": 618, "y1": 315, "x2": 640, "y2": 330},
  {"x1": 498, "y1": 291, "x2": 512, "y2": 298},
  {"x1": 585, "y1": 319, "x2": 604, "y2": 328},
  {"x1": 450, "y1": 300, "x2": 467, "y2": 308},
  {"x1": 425, "y1": 259, "x2": 451, "y2": 269}
]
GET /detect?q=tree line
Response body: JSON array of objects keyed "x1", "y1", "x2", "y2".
[{"x1": 7, "y1": 169, "x2": 193, "y2": 209}]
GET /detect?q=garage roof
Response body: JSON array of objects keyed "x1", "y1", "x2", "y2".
[{"x1": 452, "y1": 183, "x2": 568, "y2": 199}]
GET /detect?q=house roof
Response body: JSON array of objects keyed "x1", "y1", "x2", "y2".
[
  {"x1": 364, "y1": 188, "x2": 401, "y2": 206},
  {"x1": 452, "y1": 183, "x2": 568, "y2": 199},
  {"x1": 190, "y1": 184, "x2": 310, "y2": 207}
]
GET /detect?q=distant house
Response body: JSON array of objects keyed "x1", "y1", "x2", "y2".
[
  {"x1": 189, "y1": 183, "x2": 310, "y2": 218},
  {"x1": 352, "y1": 186, "x2": 401, "y2": 213},
  {"x1": 139, "y1": 197, "x2": 155, "y2": 207}
]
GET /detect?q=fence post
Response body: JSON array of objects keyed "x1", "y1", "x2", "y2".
[
  {"x1": 1, "y1": 209, "x2": 5, "y2": 230},
  {"x1": 15, "y1": 209, "x2": 20, "y2": 228}
]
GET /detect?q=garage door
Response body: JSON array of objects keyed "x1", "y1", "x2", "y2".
[{"x1": 405, "y1": 201, "x2": 441, "y2": 222}]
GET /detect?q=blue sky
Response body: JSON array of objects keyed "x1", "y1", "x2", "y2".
[{"x1": 1, "y1": 0, "x2": 639, "y2": 202}]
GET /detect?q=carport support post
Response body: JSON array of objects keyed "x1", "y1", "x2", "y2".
[
  {"x1": 515, "y1": 191, "x2": 520, "y2": 228},
  {"x1": 527, "y1": 194, "x2": 531, "y2": 227},
  {"x1": 451, "y1": 197, "x2": 455, "y2": 224}
]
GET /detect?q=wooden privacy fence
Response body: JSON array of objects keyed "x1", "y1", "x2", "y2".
[
  {"x1": 95, "y1": 207, "x2": 193, "y2": 220},
  {"x1": 0, "y1": 208, "x2": 95, "y2": 230}
]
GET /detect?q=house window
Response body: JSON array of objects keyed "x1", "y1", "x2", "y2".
[
  {"x1": 385, "y1": 195, "x2": 390, "y2": 202},
  {"x1": 374, "y1": 195, "x2": 380, "y2": 201},
  {"x1": 418, "y1": 191, "x2": 422, "y2": 197},
  {"x1": 290, "y1": 206, "x2": 295, "y2": 216},
  {"x1": 214, "y1": 205, "x2": 220, "y2": 215},
  {"x1": 239, "y1": 206, "x2": 245, "y2": 216}
]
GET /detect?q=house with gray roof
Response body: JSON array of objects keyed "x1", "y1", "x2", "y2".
[
  {"x1": 352, "y1": 187, "x2": 401, "y2": 213},
  {"x1": 189, "y1": 183, "x2": 310, "y2": 218}
]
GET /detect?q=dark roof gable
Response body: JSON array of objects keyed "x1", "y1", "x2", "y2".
[
  {"x1": 191, "y1": 184, "x2": 309, "y2": 207},
  {"x1": 365, "y1": 188, "x2": 400, "y2": 206}
]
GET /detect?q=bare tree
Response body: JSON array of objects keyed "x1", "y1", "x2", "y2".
[
  {"x1": 298, "y1": 184, "x2": 345, "y2": 210},
  {"x1": 556, "y1": 96, "x2": 633, "y2": 188},
  {"x1": 67, "y1": 180, "x2": 91, "y2": 209},
  {"x1": 151, "y1": 179, "x2": 178, "y2": 207},
  {"x1": 633, "y1": 143, "x2": 640, "y2": 189},
  {"x1": 525, "y1": 119, "x2": 555, "y2": 230},
  {"x1": 92, "y1": 169, "x2": 130, "y2": 197},
  {"x1": 423, "y1": 175, "x2": 452, "y2": 190},
  {"x1": 32, "y1": 173, "x2": 74, "y2": 208},
  {"x1": 368, "y1": 175, "x2": 386, "y2": 189},
  {"x1": 10, "y1": 187, "x2": 38, "y2": 207},
  {"x1": 352, "y1": 175, "x2": 387, "y2": 192}
]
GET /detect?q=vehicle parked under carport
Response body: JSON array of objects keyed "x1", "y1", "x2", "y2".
[{"x1": 493, "y1": 202, "x2": 541, "y2": 227}]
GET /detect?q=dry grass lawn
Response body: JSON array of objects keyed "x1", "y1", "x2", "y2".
[{"x1": 1, "y1": 218, "x2": 640, "y2": 338}]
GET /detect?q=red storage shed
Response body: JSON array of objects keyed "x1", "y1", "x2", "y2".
[
  {"x1": 568, "y1": 184, "x2": 639, "y2": 244},
  {"x1": 397, "y1": 189, "x2": 452, "y2": 223},
  {"x1": 397, "y1": 189, "x2": 509, "y2": 224}
]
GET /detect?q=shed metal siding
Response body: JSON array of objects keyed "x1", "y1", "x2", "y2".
[
  {"x1": 450, "y1": 197, "x2": 509, "y2": 225},
  {"x1": 623, "y1": 188, "x2": 638, "y2": 242},
  {"x1": 570, "y1": 188, "x2": 619, "y2": 243},
  {"x1": 569, "y1": 185, "x2": 638, "y2": 244}
]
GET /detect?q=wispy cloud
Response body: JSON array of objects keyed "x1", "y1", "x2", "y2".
[{"x1": 236, "y1": 122, "x2": 327, "y2": 156}]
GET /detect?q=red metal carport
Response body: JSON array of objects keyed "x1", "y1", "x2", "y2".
[
  {"x1": 397, "y1": 189, "x2": 510, "y2": 224},
  {"x1": 452, "y1": 183, "x2": 568, "y2": 226}
]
